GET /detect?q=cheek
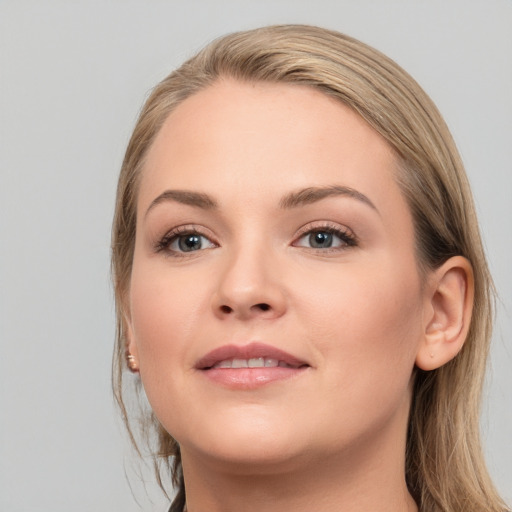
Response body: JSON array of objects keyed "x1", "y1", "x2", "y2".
[
  {"x1": 299, "y1": 259, "x2": 423, "y2": 397},
  {"x1": 131, "y1": 256, "x2": 205, "y2": 337},
  {"x1": 128, "y1": 260, "x2": 208, "y2": 401}
]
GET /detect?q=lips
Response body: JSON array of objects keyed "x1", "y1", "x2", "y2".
[
  {"x1": 195, "y1": 342, "x2": 310, "y2": 389},
  {"x1": 195, "y1": 342, "x2": 309, "y2": 370}
]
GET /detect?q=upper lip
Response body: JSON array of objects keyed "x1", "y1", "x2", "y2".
[{"x1": 195, "y1": 342, "x2": 309, "y2": 370}]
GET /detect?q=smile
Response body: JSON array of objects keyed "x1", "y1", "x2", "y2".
[{"x1": 196, "y1": 342, "x2": 310, "y2": 389}]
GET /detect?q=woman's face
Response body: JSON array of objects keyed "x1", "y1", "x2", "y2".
[{"x1": 127, "y1": 80, "x2": 430, "y2": 471}]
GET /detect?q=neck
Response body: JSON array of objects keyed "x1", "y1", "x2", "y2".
[{"x1": 180, "y1": 419, "x2": 418, "y2": 512}]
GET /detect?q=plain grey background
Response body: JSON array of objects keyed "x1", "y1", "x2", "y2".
[{"x1": 1, "y1": 1, "x2": 510, "y2": 510}]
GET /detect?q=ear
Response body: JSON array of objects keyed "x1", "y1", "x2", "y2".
[
  {"x1": 123, "y1": 299, "x2": 140, "y2": 369},
  {"x1": 416, "y1": 256, "x2": 474, "y2": 371},
  {"x1": 125, "y1": 316, "x2": 139, "y2": 360}
]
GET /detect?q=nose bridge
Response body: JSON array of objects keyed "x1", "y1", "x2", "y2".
[{"x1": 213, "y1": 232, "x2": 286, "y2": 319}]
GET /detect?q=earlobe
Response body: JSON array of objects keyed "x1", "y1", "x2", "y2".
[{"x1": 416, "y1": 256, "x2": 474, "y2": 371}]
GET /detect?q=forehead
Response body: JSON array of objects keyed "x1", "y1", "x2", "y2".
[{"x1": 139, "y1": 79, "x2": 403, "y2": 215}]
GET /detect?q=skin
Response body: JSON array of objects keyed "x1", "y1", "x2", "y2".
[{"x1": 126, "y1": 79, "x2": 471, "y2": 511}]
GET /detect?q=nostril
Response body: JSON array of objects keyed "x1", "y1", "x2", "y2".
[{"x1": 217, "y1": 302, "x2": 273, "y2": 316}]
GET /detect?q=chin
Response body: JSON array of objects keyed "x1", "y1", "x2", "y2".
[{"x1": 176, "y1": 413, "x2": 312, "y2": 472}]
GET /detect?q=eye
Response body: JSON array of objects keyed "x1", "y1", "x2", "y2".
[
  {"x1": 156, "y1": 228, "x2": 217, "y2": 255},
  {"x1": 170, "y1": 233, "x2": 215, "y2": 252},
  {"x1": 293, "y1": 226, "x2": 356, "y2": 250}
]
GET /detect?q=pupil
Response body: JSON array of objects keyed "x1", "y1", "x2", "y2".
[
  {"x1": 310, "y1": 231, "x2": 332, "y2": 248},
  {"x1": 179, "y1": 234, "x2": 201, "y2": 252}
]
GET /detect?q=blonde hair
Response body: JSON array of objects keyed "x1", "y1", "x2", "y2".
[{"x1": 112, "y1": 25, "x2": 508, "y2": 512}]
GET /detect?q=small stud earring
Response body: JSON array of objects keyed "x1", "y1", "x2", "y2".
[{"x1": 127, "y1": 354, "x2": 139, "y2": 373}]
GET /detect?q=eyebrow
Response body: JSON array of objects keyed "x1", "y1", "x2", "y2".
[
  {"x1": 145, "y1": 189, "x2": 218, "y2": 218},
  {"x1": 279, "y1": 185, "x2": 378, "y2": 212}
]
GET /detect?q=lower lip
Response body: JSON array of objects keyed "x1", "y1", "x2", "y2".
[{"x1": 199, "y1": 366, "x2": 309, "y2": 389}]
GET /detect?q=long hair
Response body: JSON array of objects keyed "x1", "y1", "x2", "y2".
[{"x1": 112, "y1": 25, "x2": 507, "y2": 511}]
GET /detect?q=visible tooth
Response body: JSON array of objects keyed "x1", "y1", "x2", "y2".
[
  {"x1": 212, "y1": 358, "x2": 294, "y2": 369},
  {"x1": 214, "y1": 360, "x2": 232, "y2": 369}
]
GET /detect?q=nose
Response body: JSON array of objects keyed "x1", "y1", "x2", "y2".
[{"x1": 211, "y1": 244, "x2": 287, "y2": 321}]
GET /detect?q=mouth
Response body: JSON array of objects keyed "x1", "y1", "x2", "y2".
[
  {"x1": 210, "y1": 357, "x2": 302, "y2": 369},
  {"x1": 195, "y1": 342, "x2": 310, "y2": 389}
]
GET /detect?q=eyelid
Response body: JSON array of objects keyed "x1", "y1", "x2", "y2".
[{"x1": 294, "y1": 221, "x2": 356, "y2": 239}]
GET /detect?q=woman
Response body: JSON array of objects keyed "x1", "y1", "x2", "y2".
[{"x1": 111, "y1": 25, "x2": 509, "y2": 512}]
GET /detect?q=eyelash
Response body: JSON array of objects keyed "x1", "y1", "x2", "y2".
[{"x1": 154, "y1": 223, "x2": 357, "y2": 256}]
